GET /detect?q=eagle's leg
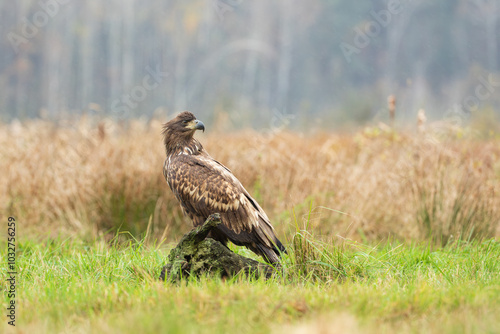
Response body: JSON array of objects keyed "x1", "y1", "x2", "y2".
[
  {"x1": 207, "y1": 229, "x2": 231, "y2": 251},
  {"x1": 191, "y1": 213, "x2": 222, "y2": 244},
  {"x1": 193, "y1": 215, "x2": 231, "y2": 250}
]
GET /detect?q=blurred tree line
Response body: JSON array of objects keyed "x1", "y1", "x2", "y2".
[{"x1": 0, "y1": 0, "x2": 499, "y2": 127}]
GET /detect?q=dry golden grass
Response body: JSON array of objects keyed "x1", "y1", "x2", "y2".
[{"x1": 2, "y1": 117, "x2": 499, "y2": 243}]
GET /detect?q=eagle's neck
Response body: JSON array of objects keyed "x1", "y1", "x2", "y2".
[{"x1": 164, "y1": 131, "x2": 203, "y2": 157}]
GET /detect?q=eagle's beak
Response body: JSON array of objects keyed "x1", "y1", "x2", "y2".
[
  {"x1": 194, "y1": 120, "x2": 205, "y2": 132},
  {"x1": 186, "y1": 119, "x2": 205, "y2": 132}
]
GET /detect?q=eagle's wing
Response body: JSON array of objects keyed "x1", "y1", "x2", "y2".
[{"x1": 166, "y1": 154, "x2": 280, "y2": 253}]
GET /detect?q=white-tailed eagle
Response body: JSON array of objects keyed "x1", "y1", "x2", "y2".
[{"x1": 162, "y1": 111, "x2": 286, "y2": 263}]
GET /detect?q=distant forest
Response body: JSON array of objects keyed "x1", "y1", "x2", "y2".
[{"x1": 1, "y1": 0, "x2": 499, "y2": 127}]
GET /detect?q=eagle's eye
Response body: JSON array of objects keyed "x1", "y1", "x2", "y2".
[{"x1": 182, "y1": 120, "x2": 188, "y2": 124}]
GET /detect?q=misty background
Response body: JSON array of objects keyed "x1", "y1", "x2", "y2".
[{"x1": 1, "y1": 0, "x2": 499, "y2": 128}]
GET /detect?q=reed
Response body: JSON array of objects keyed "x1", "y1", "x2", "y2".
[{"x1": 2, "y1": 117, "x2": 499, "y2": 243}]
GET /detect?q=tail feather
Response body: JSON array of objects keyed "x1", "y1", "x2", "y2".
[
  {"x1": 274, "y1": 237, "x2": 287, "y2": 254},
  {"x1": 257, "y1": 237, "x2": 286, "y2": 264}
]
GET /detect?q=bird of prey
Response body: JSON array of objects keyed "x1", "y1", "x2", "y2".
[{"x1": 162, "y1": 111, "x2": 286, "y2": 263}]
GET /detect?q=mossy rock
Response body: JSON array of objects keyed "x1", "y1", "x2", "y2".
[{"x1": 159, "y1": 214, "x2": 275, "y2": 282}]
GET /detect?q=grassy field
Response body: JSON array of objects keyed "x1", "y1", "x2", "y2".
[
  {"x1": 1, "y1": 237, "x2": 499, "y2": 333},
  {"x1": 1, "y1": 117, "x2": 500, "y2": 333}
]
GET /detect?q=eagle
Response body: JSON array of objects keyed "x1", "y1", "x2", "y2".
[{"x1": 162, "y1": 111, "x2": 286, "y2": 263}]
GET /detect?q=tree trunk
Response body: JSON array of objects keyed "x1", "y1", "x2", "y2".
[{"x1": 159, "y1": 213, "x2": 275, "y2": 282}]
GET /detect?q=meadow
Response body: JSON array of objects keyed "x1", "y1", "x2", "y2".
[{"x1": 1, "y1": 117, "x2": 500, "y2": 333}]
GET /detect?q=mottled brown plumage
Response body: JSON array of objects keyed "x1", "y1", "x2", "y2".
[{"x1": 162, "y1": 111, "x2": 285, "y2": 263}]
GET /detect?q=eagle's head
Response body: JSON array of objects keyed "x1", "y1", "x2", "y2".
[
  {"x1": 162, "y1": 111, "x2": 205, "y2": 154},
  {"x1": 164, "y1": 111, "x2": 205, "y2": 134}
]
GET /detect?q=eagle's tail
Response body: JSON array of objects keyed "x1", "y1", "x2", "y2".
[{"x1": 258, "y1": 237, "x2": 287, "y2": 264}]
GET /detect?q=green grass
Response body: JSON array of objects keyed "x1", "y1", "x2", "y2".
[{"x1": 2, "y1": 236, "x2": 500, "y2": 333}]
